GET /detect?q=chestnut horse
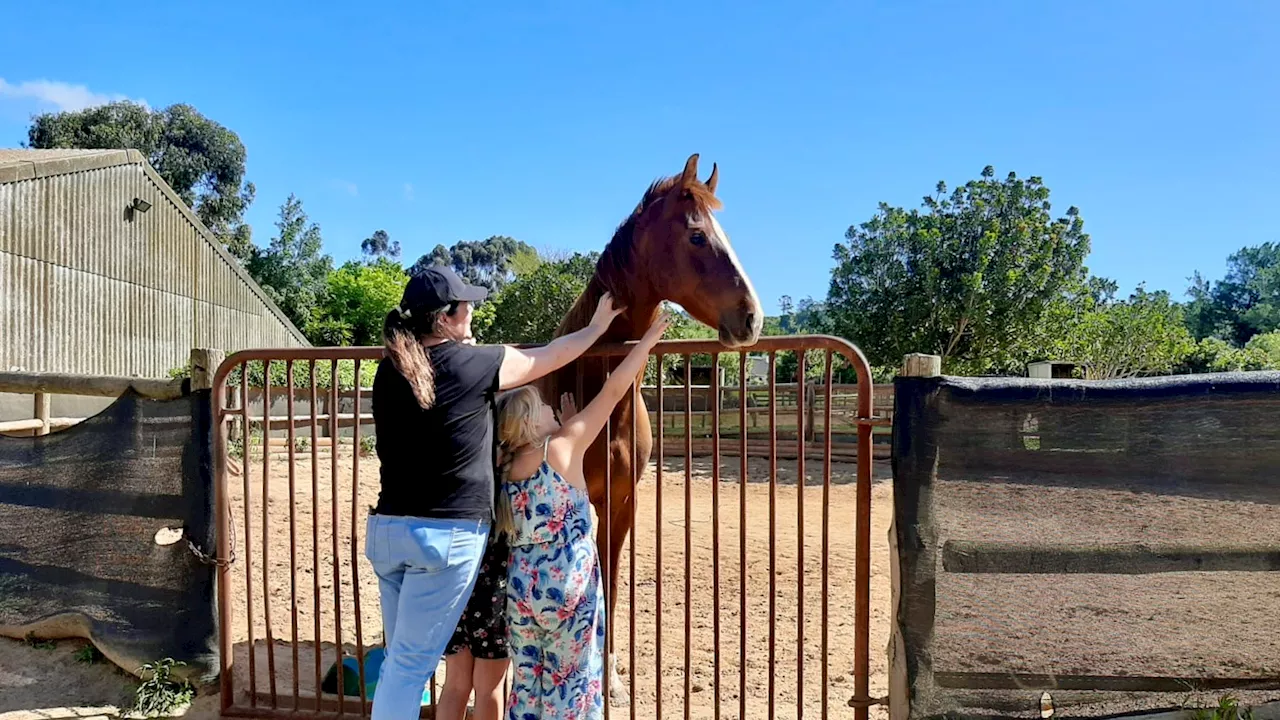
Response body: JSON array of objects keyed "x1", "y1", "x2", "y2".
[{"x1": 538, "y1": 153, "x2": 763, "y2": 703}]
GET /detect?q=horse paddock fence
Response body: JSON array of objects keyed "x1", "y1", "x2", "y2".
[{"x1": 211, "y1": 335, "x2": 885, "y2": 720}]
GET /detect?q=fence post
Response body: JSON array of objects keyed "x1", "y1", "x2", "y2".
[
  {"x1": 33, "y1": 392, "x2": 50, "y2": 436},
  {"x1": 902, "y1": 353, "x2": 941, "y2": 378},
  {"x1": 189, "y1": 348, "x2": 226, "y2": 392},
  {"x1": 888, "y1": 352, "x2": 941, "y2": 720}
]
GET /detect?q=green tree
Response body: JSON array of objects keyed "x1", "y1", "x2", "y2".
[
  {"x1": 1245, "y1": 331, "x2": 1280, "y2": 366},
  {"x1": 410, "y1": 236, "x2": 536, "y2": 294},
  {"x1": 827, "y1": 166, "x2": 1090, "y2": 374},
  {"x1": 247, "y1": 195, "x2": 333, "y2": 338},
  {"x1": 27, "y1": 101, "x2": 256, "y2": 260},
  {"x1": 1184, "y1": 243, "x2": 1280, "y2": 345},
  {"x1": 310, "y1": 258, "x2": 410, "y2": 346},
  {"x1": 1035, "y1": 283, "x2": 1196, "y2": 380},
  {"x1": 1178, "y1": 337, "x2": 1273, "y2": 374},
  {"x1": 360, "y1": 229, "x2": 401, "y2": 262},
  {"x1": 475, "y1": 252, "x2": 598, "y2": 344}
]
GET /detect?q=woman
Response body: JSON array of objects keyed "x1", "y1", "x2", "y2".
[{"x1": 366, "y1": 265, "x2": 622, "y2": 720}]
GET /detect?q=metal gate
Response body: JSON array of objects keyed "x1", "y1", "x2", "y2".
[{"x1": 212, "y1": 336, "x2": 885, "y2": 720}]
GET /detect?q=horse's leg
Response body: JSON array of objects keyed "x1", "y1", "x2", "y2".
[
  {"x1": 604, "y1": 402, "x2": 651, "y2": 707},
  {"x1": 604, "y1": 485, "x2": 634, "y2": 706}
]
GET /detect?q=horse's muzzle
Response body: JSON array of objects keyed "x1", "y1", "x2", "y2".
[{"x1": 718, "y1": 308, "x2": 763, "y2": 348}]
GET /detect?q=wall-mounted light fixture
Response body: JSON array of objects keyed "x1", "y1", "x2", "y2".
[{"x1": 131, "y1": 197, "x2": 152, "y2": 213}]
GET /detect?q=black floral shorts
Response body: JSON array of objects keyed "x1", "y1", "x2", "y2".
[{"x1": 447, "y1": 531, "x2": 510, "y2": 659}]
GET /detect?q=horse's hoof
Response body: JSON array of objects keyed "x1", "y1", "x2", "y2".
[{"x1": 610, "y1": 685, "x2": 632, "y2": 707}]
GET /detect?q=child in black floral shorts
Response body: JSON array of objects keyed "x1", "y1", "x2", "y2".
[{"x1": 436, "y1": 530, "x2": 510, "y2": 720}]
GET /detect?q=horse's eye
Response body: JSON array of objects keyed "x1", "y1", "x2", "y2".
[{"x1": 690, "y1": 231, "x2": 707, "y2": 247}]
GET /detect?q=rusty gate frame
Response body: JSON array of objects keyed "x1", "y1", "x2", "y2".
[{"x1": 212, "y1": 335, "x2": 884, "y2": 720}]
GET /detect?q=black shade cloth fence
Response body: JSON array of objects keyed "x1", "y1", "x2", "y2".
[
  {"x1": 891, "y1": 372, "x2": 1280, "y2": 720},
  {"x1": 0, "y1": 387, "x2": 217, "y2": 682}
]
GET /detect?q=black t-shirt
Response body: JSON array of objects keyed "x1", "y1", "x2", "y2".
[{"x1": 371, "y1": 342, "x2": 506, "y2": 520}]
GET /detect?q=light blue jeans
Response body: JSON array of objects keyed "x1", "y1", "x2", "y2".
[{"x1": 364, "y1": 514, "x2": 489, "y2": 720}]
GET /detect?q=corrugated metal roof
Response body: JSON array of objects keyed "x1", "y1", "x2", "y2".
[
  {"x1": 0, "y1": 148, "x2": 120, "y2": 165},
  {"x1": 0, "y1": 147, "x2": 310, "y2": 350}
]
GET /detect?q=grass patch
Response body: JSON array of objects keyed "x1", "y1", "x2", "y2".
[
  {"x1": 22, "y1": 632, "x2": 56, "y2": 650},
  {"x1": 131, "y1": 658, "x2": 195, "y2": 717},
  {"x1": 74, "y1": 643, "x2": 104, "y2": 664},
  {"x1": 1192, "y1": 695, "x2": 1254, "y2": 720}
]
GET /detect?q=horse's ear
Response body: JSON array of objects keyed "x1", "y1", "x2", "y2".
[
  {"x1": 680, "y1": 153, "x2": 700, "y2": 185},
  {"x1": 705, "y1": 162, "x2": 719, "y2": 194}
]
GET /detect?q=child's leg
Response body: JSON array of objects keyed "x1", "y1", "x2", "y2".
[{"x1": 437, "y1": 648, "x2": 475, "y2": 720}]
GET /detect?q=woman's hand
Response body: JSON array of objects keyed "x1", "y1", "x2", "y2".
[
  {"x1": 558, "y1": 392, "x2": 578, "y2": 422},
  {"x1": 640, "y1": 311, "x2": 674, "y2": 348},
  {"x1": 590, "y1": 293, "x2": 626, "y2": 331}
]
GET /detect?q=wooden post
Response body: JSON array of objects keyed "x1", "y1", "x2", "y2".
[
  {"x1": 889, "y1": 352, "x2": 942, "y2": 720},
  {"x1": 34, "y1": 392, "x2": 50, "y2": 437},
  {"x1": 189, "y1": 348, "x2": 226, "y2": 391},
  {"x1": 902, "y1": 353, "x2": 941, "y2": 379}
]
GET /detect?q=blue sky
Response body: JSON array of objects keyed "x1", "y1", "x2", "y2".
[{"x1": 2, "y1": 1, "x2": 1276, "y2": 314}]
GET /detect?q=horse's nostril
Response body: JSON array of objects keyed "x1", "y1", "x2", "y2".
[{"x1": 745, "y1": 312, "x2": 758, "y2": 330}]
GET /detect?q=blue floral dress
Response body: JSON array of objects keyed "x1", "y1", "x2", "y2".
[{"x1": 503, "y1": 441, "x2": 605, "y2": 720}]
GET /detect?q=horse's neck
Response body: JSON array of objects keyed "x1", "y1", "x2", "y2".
[
  {"x1": 546, "y1": 275, "x2": 659, "y2": 401},
  {"x1": 558, "y1": 276, "x2": 660, "y2": 343}
]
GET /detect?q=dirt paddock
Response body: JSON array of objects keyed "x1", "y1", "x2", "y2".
[{"x1": 1, "y1": 454, "x2": 895, "y2": 720}]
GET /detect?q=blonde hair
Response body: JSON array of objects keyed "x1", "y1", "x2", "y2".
[{"x1": 493, "y1": 386, "x2": 545, "y2": 538}]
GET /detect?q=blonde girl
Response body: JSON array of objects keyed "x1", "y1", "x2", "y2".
[{"x1": 494, "y1": 311, "x2": 671, "y2": 719}]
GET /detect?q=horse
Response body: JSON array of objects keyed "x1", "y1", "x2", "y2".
[{"x1": 538, "y1": 153, "x2": 763, "y2": 704}]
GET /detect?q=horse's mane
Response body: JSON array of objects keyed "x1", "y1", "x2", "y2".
[{"x1": 555, "y1": 175, "x2": 723, "y2": 337}]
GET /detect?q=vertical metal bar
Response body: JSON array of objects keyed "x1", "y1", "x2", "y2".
[
  {"x1": 262, "y1": 361, "x2": 278, "y2": 708},
  {"x1": 737, "y1": 353, "x2": 748, "y2": 720},
  {"x1": 629, "y1": 382, "x2": 638, "y2": 720},
  {"x1": 855, "y1": 362, "x2": 874, "y2": 720},
  {"x1": 242, "y1": 365, "x2": 257, "y2": 706},
  {"x1": 822, "y1": 352, "x2": 834, "y2": 720},
  {"x1": 286, "y1": 360, "x2": 301, "y2": 711},
  {"x1": 768, "y1": 351, "x2": 777, "y2": 720},
  {"x1": 310, "y1": 361, "x2": 322, "y2": 706},
  {"x1": 682, "y1": 357, "x2": 692, "y2": 720},
  {"x1": 352, "y1": 360, "x2": 368, "y2": 716},
  {"x1": 215, "y1": 368, "x2": 234, "y2": 710},
  {"x1": 796, "y1": 353, "x2": 806, "y2": 720},
  {"x1": 710, "y1": 353, "x2": 721, "y2": 720},
  {"x1": 215, "y1": 366, "x2": 235, "y2": 707},
  {"x1": 603, "y1": 357, "x2": 613, "y2": 720},
  {"x1": 330, "y1": 360, "x2": 345, "y2": 715},
  {"x1": 655, "y1": 355, "x2": 665, "y2": 720}
]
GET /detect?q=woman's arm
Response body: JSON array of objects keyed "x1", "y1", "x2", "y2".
[
  {"x1": 556, "y1": 311, "x2": 672, "y2": 453},
  {"x1": 497, "y1": 294, "x2": 625, "y2": 390}
]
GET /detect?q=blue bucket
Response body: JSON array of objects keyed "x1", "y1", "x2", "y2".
[{"x1": 360, "y1": 647, "x2": 431, "y2": 705}]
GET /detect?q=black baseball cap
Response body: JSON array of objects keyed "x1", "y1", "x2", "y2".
[{"x1": 402, "y1": 265, "x2": 488, "y2": 313}]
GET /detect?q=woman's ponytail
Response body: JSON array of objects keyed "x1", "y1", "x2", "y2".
[{"x1": 383, "y1": 308, "x2": 437, "y2": 409}]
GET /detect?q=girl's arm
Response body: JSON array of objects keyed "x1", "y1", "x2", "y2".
[
  {"x1": 497, "y1": 294, "x2": 624, "y2": 390},
  {"x1": 556, "y1": 311, "x2": 672, "y2": 455}
]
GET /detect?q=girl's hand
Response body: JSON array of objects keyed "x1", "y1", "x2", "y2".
[
  {"x1": 641, "y1": 311, "x2": 674, "y2": 347},
  {"x1": 590, "y1": 293, "x2": 626, "y2": 330},
  {"x1": 559, "y1": 392, "x2": 578, "y2": 422}
]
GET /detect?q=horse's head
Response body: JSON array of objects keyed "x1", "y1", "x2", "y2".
[{"x1": 625, "y1": 154, "x2": 763, "y2": 348}]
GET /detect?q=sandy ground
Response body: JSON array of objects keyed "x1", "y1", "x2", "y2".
[
  {"x1": 931, "y1": 474, "x2": 1280, "y2": 680},
  {"x1": 0, "y1": 454, "x2": 894, "y2": 720}
]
